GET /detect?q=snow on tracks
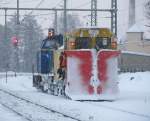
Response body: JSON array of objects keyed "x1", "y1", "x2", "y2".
[
  {"x1": 85, "y1": 101, "x2": 150, "y2": 119},
  {"x1": 0, "y1": 88, "x2": 81, "y2": 121}
]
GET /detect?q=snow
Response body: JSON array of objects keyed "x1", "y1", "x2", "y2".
[
  {"x1": 0, "y1": 74, "x2": 36, "y2": 92},
  {"x1": 66, "y1": 56, "x2": 87, "y2": 95},
  {"x1": 90, "y1": 49, "x2": 100, "y2": 94},
  {"x1": 0, "y1": 91, "x2": 75, "y2": 121},
  {"x1": 127, "y1": 22, "x2": 145, "y2": 33},
  {"x1": 119, "y1": 72, "x2": 150, "y2": 93},
  {"x1": 0, "y1": 72, "x2": 150, "y2": 121},
  {"x1": 106, "y1": 57, "x2": 119, "y2": 94},
  {"x1": 0, "y1": 104, "x2": 25, "y2": 121}
]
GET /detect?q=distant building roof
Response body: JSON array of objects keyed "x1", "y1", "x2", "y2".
[{"x1": 127, "y1": 23, "x2": 145, "y2": 33}]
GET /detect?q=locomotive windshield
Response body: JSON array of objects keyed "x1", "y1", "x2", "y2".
[
  {"x1": 95, "y1": 37, "x2": 111, "y2": 49},
  {"x1": 75, "y1": 37, "x2": 91, "y2": 49}
]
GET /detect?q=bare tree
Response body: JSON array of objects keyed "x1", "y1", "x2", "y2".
[{"x1": 145, "y1": 0, "x2": 150, "y2": 27}]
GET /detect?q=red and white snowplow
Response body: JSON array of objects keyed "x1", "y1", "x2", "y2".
[
  {"x1": 65, "y1": 49, "x2": 120, "y2": 100},
  {"x1": 33, "y1": 27, "x2": 121, "y2": 101}
]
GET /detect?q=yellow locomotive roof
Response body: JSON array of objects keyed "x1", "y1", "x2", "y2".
[{"x1": 66, "y1": 27, "x2": 113, "y2": 38}]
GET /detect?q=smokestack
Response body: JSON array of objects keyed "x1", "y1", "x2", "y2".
[{"x1": 129, "y1": 0, "x2": 135, "y2": 27}]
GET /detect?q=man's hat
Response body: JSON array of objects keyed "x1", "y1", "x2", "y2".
[{"x1": 48, "y1": 28, "x2": 55, "y2": 37}]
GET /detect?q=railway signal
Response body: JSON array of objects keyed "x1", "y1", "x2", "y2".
[{"x1": 11, "y1": 36, "x2": 19, "y2": 46}]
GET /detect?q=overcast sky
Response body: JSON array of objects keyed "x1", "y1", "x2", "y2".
[
  {"x1": 0, "y1": 0, "x2": 112, "y2": 27},
  {"x1": 0, "y1": 0, "x2": 148, "y2": 38}
]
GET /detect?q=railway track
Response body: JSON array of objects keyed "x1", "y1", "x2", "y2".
[
  {"x1": 1, "y1": 87, "x2": 150, "y2": 121},
  {"x1": 0, "y1": 102, "x2": 32, "y2": 121},
  {"x1": 84, "y1": 101, "x2": 150, "y2": 120},
  {"x1": 0, "y1": 88, "x2": 82, "y2": 121}
]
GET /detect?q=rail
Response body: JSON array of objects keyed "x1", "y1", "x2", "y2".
[{"x1": 0, "y1": 88, "x2": 82, "y2": 121}]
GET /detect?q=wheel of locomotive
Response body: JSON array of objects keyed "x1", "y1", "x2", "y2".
[
  {"x1": 62, "y1": 85, "x2": 65, "y2": 96},
  {"x1": 33, "y1": 76, "x2": 36, "y2": 87},
  {"x1": 49, "y1": 83, "x2": 54, "y2": 95},
  {"x1": 42, "y1": 83, "x2": 48, "y2": 93},
  {"x1": 53, "y1": 84, "x2": 58, "y2": 96},
  {"x1": 58, "y1": 87, "x2": 63, "y2": 96}
]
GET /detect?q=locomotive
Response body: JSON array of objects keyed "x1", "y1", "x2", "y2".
[{"x1": 33, "y1": 28, "x2": 120, "y2": 100}]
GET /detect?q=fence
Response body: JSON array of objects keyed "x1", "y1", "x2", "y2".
[{"x1": 118, "y1": 51, "x2": 150, "y2": 72}]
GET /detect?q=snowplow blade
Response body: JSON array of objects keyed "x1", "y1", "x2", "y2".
[{"x1": 65, "y1": 49, "x2": 120, "y2": 101}]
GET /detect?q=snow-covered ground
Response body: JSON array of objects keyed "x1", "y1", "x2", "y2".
[
  {"x1": 0, "y1": 72, "x2": 150, "y2": 121},
  {"x1": 0, "y1": 104, "x2": 25, "y2": 121}
]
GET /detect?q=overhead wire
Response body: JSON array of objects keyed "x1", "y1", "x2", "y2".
[
  {"x1": 20, "y1": 0, "x2": 46, "y2": 24},
  {"x1": 37, "y1": 0, "x2": 64, "y2": 17},
  {"x1": 37, "y1": 0, "x2": 64, "y2": 30},
  {"x1": 0, "y1": 13, "x2": 55, "y2": 17},
  {"x1": 27, "y1": 0, "x2": 45, "y2": 15},
  {"x1": 73, "y1": 1, "x2": 91, "y2": 9},
  {"x1": 1, "y1": 0, "x2": 147, "y2": 33},
  {"x1": 0, "y1": 0, "x2": 12, "y2": 4},
  {"x1": 52, "y1": 0, "x2": 63, "y2": 8},
  {"x1": 15, "y1": 0, "x2": 41, "y2": 4}
]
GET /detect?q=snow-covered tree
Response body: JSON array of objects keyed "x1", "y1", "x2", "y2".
[
  {"x1": 5, "y1": 14, "x2": 44, "y2": 72},
  {"x1": 0, "y1": 23, "x2": 13, "y2": 71},
  {"x1": 21, "y1": 15, "x2": 44, "y2": 72}
]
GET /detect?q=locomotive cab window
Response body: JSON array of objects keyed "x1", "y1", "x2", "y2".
[
  {"x1": 75, "y1": 37, "x2": 91, "y2": 49},
  {"x1": 95, "y1": 37, "x2": 111, "y2": 50}
]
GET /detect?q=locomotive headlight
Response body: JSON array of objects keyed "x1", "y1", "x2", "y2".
[
  {"x1": 102, "y1": 38, "x2": 107, "y2": 46},
  {"x1": 111, "y1": 41, "x2": 117, "y2": 49},
  {"x1": 111, "y1": 37, "x2": 117, "y2": 49},
  {"x1": 70, "y1": 41, "x2": 75, "y2": 46},
  {"x1": 69, "y1": 41, "x2": 75, "y2": 49}
]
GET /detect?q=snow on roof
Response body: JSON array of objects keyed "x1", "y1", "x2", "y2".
[{"x1": 127, "y1": 23, "x2": 145, "y2": 33}]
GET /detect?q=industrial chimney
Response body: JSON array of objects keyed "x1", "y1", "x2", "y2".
[{"x1": 129, "y1": 0, "x2": 135, "y2": 27}]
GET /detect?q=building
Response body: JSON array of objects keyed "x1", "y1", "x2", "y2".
[
  {"x1": 118, "y1": 23, "x2": 150, "y2": 72},
  {"x1": 118, "y1": 0, "x2": 150, "y2": 54},
  {"x1": 119, "y1": 22, "x2": 150, "y2": 54}
]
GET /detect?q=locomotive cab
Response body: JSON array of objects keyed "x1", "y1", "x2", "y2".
[{"x1": 66, "y1": 27, "x2": 117, "y2": 51}]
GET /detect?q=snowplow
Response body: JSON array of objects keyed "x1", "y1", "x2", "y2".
[{"x1": 33, "y1": 28, "x2": 120, "y2": 100}]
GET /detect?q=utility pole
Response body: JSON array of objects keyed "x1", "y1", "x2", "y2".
[
  {"x1": 0, "y1": 5, "x2": 117, "y2": 34},
  {"x1": 16, "y1": 0, "x2": 20, "y2": 72},
  {"x1": 4, "y1": 8, "x2": 8, "y2": 82},
  {"x1": 63, "y1": 0, "x2": 67, "y2": 49},
  {"x1": 111, "y1": 0, "x2": 117, "y2": 35},
  {"x1": 64, "y1": 0, "x2": 67, "y2": 33},
  {"x1": 129, "y1": 0, "x2": 135, "y2": 27},
  {"x1": 4, "y1": 9, "x2": 7, "y2": 43},
  {"x1": 54, "y1": 9, "x2": 58, "y2": 33},
  {"x1": 17, "y1": 0, "x2": 19, "y2": 24},
  {"x1": 91, "y1": 0, "x2": 97, "y2": 26}
]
